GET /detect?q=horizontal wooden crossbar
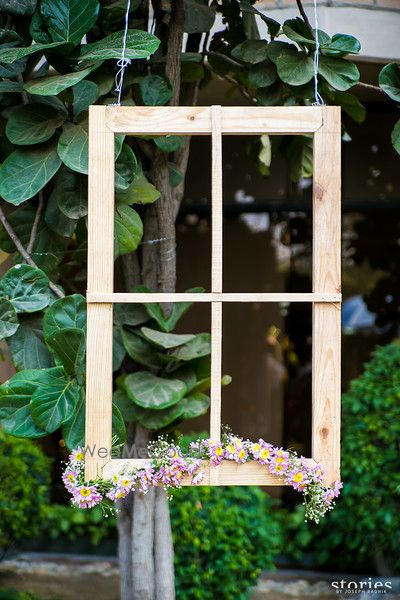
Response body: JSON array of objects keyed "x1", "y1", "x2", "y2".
[
  {"x1": 87, "y1": 292, "x2": 342, "y2": 303},
  {"x1": 104, "y1": 106, "x2": 324, "y2": 135},
  {"x1": 102, "y1": 458, "x2": 317, "y2": 486}
]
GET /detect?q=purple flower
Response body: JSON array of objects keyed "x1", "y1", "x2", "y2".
[
  {"x1": 250, "y1": 440, "x2": 274, "y2": 464},
  {"x1": 209, "y1": 443, "x2": 224, "y2": 466},
  {"x1": 289, "y1": 469, "x2": 309, "y2": 491},
  {"x1": 333, "y1": 481, "x2": 343, "y2": 497},
  {"x1": 269, "y1": 457, "x2": 289, "y2": 476},
  {"x1": 69, "y1": 447, "x2": 85, "y2": 466},
  {"x1": 192, "y1": 470, "x2": 205, "y2": 485},
  {"x1": 62, "y1": 468, "x2": 79, "y2": 492},
  {"x1": 72, "y1": 485, "x2": 102, "y2": 509}
]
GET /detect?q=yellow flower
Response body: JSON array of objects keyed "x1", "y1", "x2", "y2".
[
  {"x1": 121, "y1": 479, "x2": 131, "y2": 487},
  {"x1": 67, "y1": 474, "x2": 75, "y2": 482},
  {"x1": 79, "y1": 488, "x2": 91, "y2": 497},
  {"x1": 75, "y1": 452, "x2": 84, "y2": 461},
  {"x1": 226, "y1": 444, "x2": 235, "y2": 454},
  {"x1": 215, "y1": 446, "x2": 223, "y2": 456},
  {"x1": 252, "y1": 443, "x2": 261, "y2": 453},
  {"x1": 293, "y1": 472, "x2": 304, "y2": 483},
  {"x1": 238, "y1": 449, "x2": 246, "y2": 459},
  {"x1": 260, "y1": 448, "x2": 270, "y2": 460},
  {"x1": 276, "y1": 456, "x2": 285, "y2": 465}
]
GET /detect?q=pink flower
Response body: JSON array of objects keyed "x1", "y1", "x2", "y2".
[
  {"x1": 69, "y1": 447, "x2": 85, "y2": 466},
  {"x1": 333, "y1": 481, "x2": 343, "y2": 497},
  {"x1": 192, "y1": 470, "x2": 205, "y2": 485},
  {"x1": 209, "y1": 443, "x2": 224, "y2": 466},
  {"x1": 250, "y1": 440, "x2": 274, "y2": 464},
  {"x1": 72, "y1": 485, "x2": 102, "y2": 508},
  {"x1": 269, "y1": 457, "x2": 289, "y2": 476},
  {"x1": 289, "y1": 469, "x2": 310, "y2": 491},
  {"x1": 62, "y1": 468, "x2": 79, "y2": 492}
]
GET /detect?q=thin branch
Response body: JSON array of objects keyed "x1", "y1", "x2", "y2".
[
  {"x1": 295, "y1": 0, "x2": 315, "y2": 39},
  {"x1": 27, "y1": 192, "x2": 44, "y2": 255},
  {"x1": 206, "y1": 51, "x2": 244, "y2": 70},
  {"x1": 0, "y1": 206, "x2": 64, "y2": 298},
  {"x1": 356, "y1": 81, "x2": 384, "y2": 93},
  {"x1": 165, "y1": 0, "x2": 185, "y2": 106}
]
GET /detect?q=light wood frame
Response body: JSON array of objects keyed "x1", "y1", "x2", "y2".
[{"x1": 85, "y1": 105, "x2": 341, "y2": 487}]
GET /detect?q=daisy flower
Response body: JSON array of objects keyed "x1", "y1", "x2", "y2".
[{"x1": 73, "y1": 485, "x2": 102, "y2": 509}]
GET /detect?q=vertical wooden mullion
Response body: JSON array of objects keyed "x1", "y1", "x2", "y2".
[
  {"x1": 85, "y1": 106, "x2": 115, "y2": 480},
  {"x1": 312, "y1": 106, "x2": 341, "y2": 485},
  {"x1": 210, "y1": 106, "x2": 223, "y2": 476}
]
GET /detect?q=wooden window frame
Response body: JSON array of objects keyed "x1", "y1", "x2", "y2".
[{"x1": 85, "y1": 105, "x2": 341, "y2": 486}]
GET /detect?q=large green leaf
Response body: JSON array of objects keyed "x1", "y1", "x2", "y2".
[
  {"x1": 57, "y1": 121, "x2": 88, "y2": 174},
  {"x1": 46, "y1": 326, "x2": 85, "y2": 380},
  {"x1": 114, "y1": 205, "x2": 143, "y2": 256},
  {"x1": 0, "y1": 0, "x2": 36, "y2": 15},
  {"x1": 24, "y1": 65, "x2": 98, "y2": 96},
  {"x1": 140, "y1": 75, "x2": 173, "y2": 106},
  {"x1": 0, "y1": 140, "x2": 61, "y2": 204},
  {"x1": 239, "y1": 2, "x2": 280, "y2": 38},
  {"x1": 379, "y1": 63, "x2": 400, "y2": 102},
  {"x1": 0, "y1": 30, "x2": 27, "y2": 78},
  {"x1": 114, "y1": 303, "x2": 148, "y2": 326},
  {"x1": 112, "y1": 403, "x2": 126, "y2": 446},
  {"x1": 0, "y1": 80, "x2": 24, "y2": 92},
  {"x1": 30, "y1": 366, "x2": 80, "y2": 432},
  {"x1": 0, "y1": 40, "x2": 66, "y2": 64},
  {"x1": 136, "y1": 402, "x2": 184, "y2": 431},
  {"x1": 321, "y1": 34, "x2": 361, "y2": 56},
  {"x1": 124, "y1": 371, "x2": 186, "y2": 409},
  {"x1": 115, "y1": 144, "x2": 138, "y2": 190},
  {"x1": 6, "y1": 103, "x2": 66, "y2": 145},
  {"x1": 62, "y1": 390, "x2": 84, "y2": 449},
  {"x1": 116, "y1": 172, "x2": 160, "y2": 206},
  {"x1": 79, "y1": 29, "x2": 160, "y2": 61},
  {"x1": 169, "y1": 333, "x2": 211, "y2": 361},
  {"x1": 141, "y1": 326, "x2": 195, "y2": 349},
  {"x1": 8, "y1": 315, "x2": 53, "y2": 369},
  {"x1": 0, "y1": 264, "x2": 51, "y2": 313},
  {"x1": 113, "y1": 388, "x2": 137, "y2": 422},
  {"x1": 184, "y1": 0, "x2": 215, "y2": 33},
  {"x1": 0, "y1": 298, "x2": 19, "y2": 340},
  {"x1": 54, "y1": 168, "x2": 88, "y2": 218},
  {"x1": 0, "y1": 370, "x2": 48, "y2": 438},
  {"x1": 282, "y1": 18, "x2": 315, "y2": 47},
  {"x1": 248, "y1": 62, "x2": 277, "y2": 88},
  {"x1": 43, "y1": 293, "x2": 86, "y2": 340},
  {"x1": 45, "y1": 191, "x2": 78, "y2": 237},
  {"x1": 40, "y1": 0, "x2": 99, "y2": 45},
  {"x1": 113, "y1": 326, "x2": 125, "y2": 372},
  {"x1": 121, "y1": 328, "x2": 162, "y2": 369},
  {"x1": 275, "y1": 48, "x2": 314, "y2": 86},
  {"x1": 180, "y1": 392, "x2": 210, "y2": 419},
  {"x1": 73, "y1": 79, "x2": 99, "y2": 116},
  {"x1": 231, "y1": 40, "x2": 269, "y2": 65},
  {"x1": 391, "y1": 119, "x2": 400, "y2": 155},
  {"x1": 140, "y1": 286, "x2": 205, "y2": 332},
  {"x1": 318, "y1": 56, "x2": 359, "y2": 91},
  {"x1": 330, "y1": 91, "x2": 366, "y2": 124}
]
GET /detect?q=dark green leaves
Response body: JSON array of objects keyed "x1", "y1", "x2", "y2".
[
  {"x1": 391, "y1": 119, "x2": 400, "y2": 156},
  {"x1": 0, "y1": 298, "x2": 19, "y2": 340},
  {"x1": 0, "y1": 370, "x2": 48, "y2": 437},
  {"x1": 46, "y1": 327, "x2": 85, "y2": 379},
  {"x1": 184, "y1": 0, "x2": 216, "y2": 33},
  {"x1": 140, "y1": 327, "x2": 195, "y2": 349},
  {"x1": 0, "y1": 140, "x2": 61, "y2": 204},
  {"x1": 140, "y1": 75, "x2": 173, "y2": 106},
  {"x1": 6, "y1": 103, "x2": 66, "y2": 145},
  {"x1": 43, "y1": 294, "x2": 86, "y2": 339},
  {"x1": 24, "y1": 65, "x2": 98, "y2": 96},
  {"x1": 231, "y1": 40, "x2": 269, "y2": 65},
  {"x1": 30, "y1": 366, "x2": 80, "y2": 432},
  {"x1": 125, "y1": 371, "x2": 186, "y2": 409},
  {"x1": 318, "y1": 56, "x2": 359, "y2": 91},
  {"x1": 8, "y1": 315, "x2": 52, "y2": 369},
  {"x1": 79, "y1": 29, "x2": 160, "y2": 61},
  {"x1": 40, "y1": 0, "x2": 100, "y2": 45},
  {"x1": 0, "y1": 0, "x2": 36, "y2": 15},
  {"x1": 114, "y1": 205, "x2": 143, "y2": 256},
  {"x1": 181, "y1": 392, "x2": 210, "y2": 419},
  {"x1": 170, "y1": 333, "x2": 211, "y2": 361},
  {"x1": 379, "y1": 63, "x2": 400, "y2": 102},
  {"x1": 274, "y1": 48, "x2": 314, "y2": 86},
  {"x1": 0, "y1": 41, "x2": 65, "y2": 64},
  {"x1": 0, "y1": 265, "x2": 52, "y2": 313},
  {"x1": 54, "y1": 168, "x2": 88, "y2": 219},
  {"x1": 57, "y1": 122, "x2": 88, "y2": 174}
]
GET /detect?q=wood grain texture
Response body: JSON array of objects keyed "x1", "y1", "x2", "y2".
[
  {"x1": 105, "y1": 106, "x2": 323, "y2": 135},
  {"x1": 312, "y1": 106, "x2": 341, "y2": 485},
  {"x1": 85, "y1": 106, "x2": 115, "y2": 480},
  {"x1": 102, "y1": 459, "x2": 316, "y2": 486},
  {"x1": 87, "y1": 292, "x2": 342, "y2": 303}
]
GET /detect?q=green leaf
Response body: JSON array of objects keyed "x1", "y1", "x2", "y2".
[
  {"x1": 53, "y1": 168, "x2": 88, "y2": 219},
  {"x1": 114, "y1": 303, "x2": 148, "y2": 326},
  {"x1": 231, "y1": 40, "x2": 269, "y2": 65},
  {"x1": 73, "y1": 79, "x2": 99, "y2": 116},
  {"x1": 248, "y1": 62, "x2": 277, "y2": 88},
  {"x1": 322, "y1": 34, "x2": 361, "y2": 56},
  {"x1": 24, "y1": 64, "x2": 98, "y2": 96},
  {"x1": 124, "y1": 371, "x2": 186, "y2": 409},
  {"x1": 116, "y1": 172, "x2": 160, "y2": 206},
  {"x1": 169, "y1": 333, "x2": 211, "y2": 361},
  {"x1": 184, "y1": 0, "x2": 215, "y2": 33},
  {"x1": 46, "y1": 326, "x2": 85, "y2": 379},
  {"x1": 154, "y1": 136, "x2": 184, "y2": 152},
  {"x1": 136, "y1": 402, "x2": 184, "y2": 431},
  {"x1": 283, "y1": 136, "x2": 313, "y2": 182},
  {"x1": 30, "y1": 366, "x2": 80, "y2": 432},
  {"x1": 379, "y1": 63, "x2": 400, "y2": 102},
  {"x1": 141, "y1": 326, "x2": 195, "y2": 349},
  {"x1": 140, "y1": 75, "x2": 173, "y2": 106},
  {"x1": 0, "y1": 80, "x2": 23, "y2": 92},
  {"x1": 391, "y1": 119, "x2": 400, "y2": 155},
  {"x1": 142, "y1": 286, "x2": 205, "y2": 332},
  {"x1": 0, "y1": 298, "x2": 19, "y2": 340},
  {"x1": 45, "y1": 192, "x2": 77, "y2": 237},
  {"x1": 255, "y1": 81, "x2": 282, "y2": 106},
  {"x1": 8, "y1": 315, "x2": 52, "y2": 369},
  {"x1": 6, "y1": 102, "x2": 66, "y2": 146},
  {"x1": 0, "y1": 205, "x2": 36, "y2": 253},
  {"x1": 40, "y1": 0, "x2": 100, "y2": 45},
  {"x1": 275, "y1": 48, "x2": 314, "y2": 86},
  {"x1": 0, "y1": 369, "x2": 48, "y2": 437},
  {"x1": 113, "y1": 388, "x2": 137, "y2": 422},
  {"x1": 239, "y1": 2, "x2": 280, "y2": 38},
  {"x1": 79, "y1": 29, "x2": 160, "y2": 61},
  {"x1": 115, "y1": 144, "x2": 138, "y2": 190},
  {"x1": 43, "y1": 294, "x2": 86, "y2": 340},
  {"x1": 330, "y1": 91, "x2": 366, "y2": 123},
  {"x1": 318, "y1": 56, "x2": 359, "y2": 91},
  {"x1": 121, "y1": 328, "x2": 162, "y2": 369},
  {"x1": 0, "y1": 140, "x2": 61, "y2": 204},
  {"x1": 113, "y1": 326, "x2": 125, "y2": 371},
  {"x1": 112, "y1": 403, "x2": 126, "y2": 446},
  {"x1": 0, "y1": 41, "x2": 66, "y2": 64},
  {"x1": 62, "y1": 391, "x2": 84, "y2": 449},
  {"x1": 282, "y1": 18, "x2": 315, "y2": 46},
  {"x1": 0, "y1": 29, "x2": 27, "y2": 78},
  {"x1": 57, "y1": 121, "x2": 88, "y2": 174},
  {"x1": 114, "y1": 205, "x2": 143, "y2": 256},
  {"x1": 180, "y1": 392, "x2": 210, "y2": 419},
  {"x1": 0, "y1": 264, "x2": 51, "y2": 313},
  {"x1": 0, "y1": 0, "x2": 36, "y2": 15}
]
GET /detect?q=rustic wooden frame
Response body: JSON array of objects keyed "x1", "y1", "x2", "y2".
[{"x1": 85, "y1": 105, "x2": 341, "y2": 486}]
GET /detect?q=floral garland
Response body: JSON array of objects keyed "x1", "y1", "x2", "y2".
[{"x1": 63, "y1": 434, "x2": 343, "y2": 524}]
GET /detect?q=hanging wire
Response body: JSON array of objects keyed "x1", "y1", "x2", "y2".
[
  {"x1": 312, "y1": 0, "x2": 324, "y2": 106},
  {"x1": 114, "y1": 0, "x2": 132, "y2": 105}
]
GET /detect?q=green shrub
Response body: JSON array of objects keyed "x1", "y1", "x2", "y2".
[
  {"x1": 44, "y1": 504, "x2": 117, "y2": 546},
  {"x1": 170, "y1": 486, "x2": 279, "y2": 600},
  {"x1": 0, "y1": 431, "x2": 51, "y2": 549},
  {"x1": 0, "y1": 590, "x2": 58, "y2": 600},
  {"x1": 280, "y1": 341, "x2": 400, "y2": 572}
]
